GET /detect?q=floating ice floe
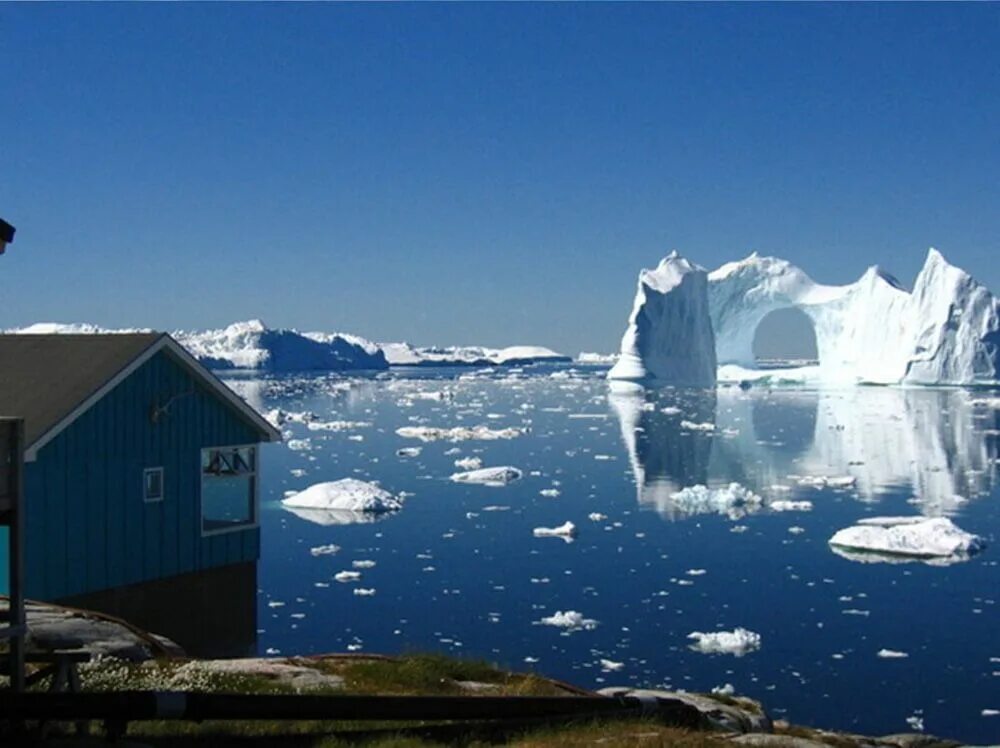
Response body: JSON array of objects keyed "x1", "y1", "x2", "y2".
[
  {"x1": 770, "y1": 500, "x2": 813, "y2": 512},
  {"x1": 396, "y1": 447, "x2": 422, "y2": 458},
  {"x1": 532, "y1": 521, "x2": 577, "y2": 542},
  {"x1": 538, "y1": 610, "x2": 599, "y2": 632},
  {"x1": 396, "y1": 425, "x2": 526, "y2": 442},
  {"x1": 796, "y1": 475, "x2": 857, "y2": 489},
  {"x1": 450, "y1": 466, "x2": 523, "y2": 486},
  {"x1": 687, "y1": 628, "x2": 761, "y2": 656},
  {"x1": 828, "y1": 516, "x2": 984, "y2": 564},
  {"x1": 308, "y1": 420, "x2": 372, "y2": 432},
  {"x1": 282, "y1": 479, "x2": 404, "y2": 514},
  {"x1": 667, "y1": 483, "x2": 764, "y2": 520},
  {"x1": 680, "y1": 420, "x2": 715, "y2": 432},
  {"x1": 539, "y1": 488, "x2": 561, "y2": 498},
  {"x1": 600, "y1": 659, "x2": 624, "y2": 672},
  {"x1": 309, "y1": 544, "x2": 340, "y2": 557},
  {"x1": 454, "y1": 456, "x2": 483, "y2": 470},
  {"x1": 334, "y1": 571, "x2": 361, "y2": 583},
  {"x1": 588, "y1": 512, "x2": 608, "y2": 522},
  {"x1": 877, "y1": 648, "x2": 909, "y2": 659},
  {"x1": 577, "y1": 352, "x2": 618, "y2": 364}
]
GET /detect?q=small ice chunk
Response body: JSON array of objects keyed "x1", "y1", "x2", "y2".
[
  {"x1": 877, "y1": 648, "x2": 909, "y2": 659},
  {"x1": 450, "y1": 466, "x2": 523, "y2": 486},
  {"x1": 771, "y1": 500, "x2": 813, "y2": 512},
  {"x1": 309, "y1": 544, "x2": 341, "y2": 557},
  {"x1": 680, "y1": 420, "x2": 715, "y2": 432},
  {"x1": 538, "y1": 610, "x2": 598, "y2": 631},
  {"x1": 669, "y1": 483, "x2": 763, "y2": 519},
  {"x1": 334, "y1": 571, "x2": 361, "y2": 583},
  {"x1": 352, "y1": 560, "x2": 376, "y2": 569},
  {"x1": 687, "y1": 628, "x2": 761, "y2": 656},
  {"x1": 454, "y1": 456, "x2": 483, "y2": 470},
  {"x1": 600, "y1": 659, "x2": 624, "y2": 672},
  {"x1": 588, "y1": 512, "x2": 608, "y2": 522},
  {"x1": 533, "y1": 521, "x2": 577, "y2": 542},
  {"x1": 539, "y1": 488, "x2": 561, "y2": 498},
  {"x1": 353, "y1": 588, "x2": 376, "y2": 596},
  {"x1": 396, "y1": 447, "x2": 422, "y2": 458}
]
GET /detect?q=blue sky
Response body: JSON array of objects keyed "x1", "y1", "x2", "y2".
[{"x1": 1, "y1": 3, "x2": 998, "y2": 354}]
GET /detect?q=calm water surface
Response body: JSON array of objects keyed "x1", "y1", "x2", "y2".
[{"x1": 226, "y1": 367, "x2": 1000, "y2": 743}]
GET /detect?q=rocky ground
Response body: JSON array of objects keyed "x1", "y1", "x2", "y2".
[{"x1": 0, "y1": 600, "x2": 977, "y2": 747}]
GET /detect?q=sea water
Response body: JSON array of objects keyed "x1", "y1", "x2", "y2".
[{"x1": 227, "y1": 366, "x2": 1000, "y2": 743}]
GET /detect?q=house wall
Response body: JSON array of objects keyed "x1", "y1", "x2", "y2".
[{"x1": 21, "y1": 350, "x2": 262, "y2": 600}]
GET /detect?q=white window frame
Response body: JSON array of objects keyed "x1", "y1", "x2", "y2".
[
  {"x1": 199, "y1": 443, "x2": 260, "y2": 537},
  {"x1": 143, "y1": 467, "x2": 164, "y2": 503}
]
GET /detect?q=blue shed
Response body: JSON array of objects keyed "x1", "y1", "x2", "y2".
[{"x1": 0, "y1": 333, "x2": 281, "y2": 602}]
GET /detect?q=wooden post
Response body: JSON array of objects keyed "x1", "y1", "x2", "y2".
[{"x1": 0, "y1": 418, "x2": 26, "y2": 691}]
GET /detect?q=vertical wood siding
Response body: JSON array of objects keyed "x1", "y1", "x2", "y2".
[{"x1": 22, "y1": 351, "x2": 262, "y2": 600}]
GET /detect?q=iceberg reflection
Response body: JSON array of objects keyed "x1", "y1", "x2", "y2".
[{"x1": 611, "y1": 385, "x2": 1000, "y2": 518}]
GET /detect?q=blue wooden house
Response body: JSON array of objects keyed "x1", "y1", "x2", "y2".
[{"x1": 0, "y1": 333, "x2": 280, "y2": 602}]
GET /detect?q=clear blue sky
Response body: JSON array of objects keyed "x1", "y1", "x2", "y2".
[{"x1": 2, "y1": 3, "x2": 998, "y2": 354}]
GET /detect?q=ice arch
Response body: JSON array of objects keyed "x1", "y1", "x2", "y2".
[
  {"x1": 609, "y1": 248, "x2": 1000, "y2": 386},
  {"x1": 752, "y1": 307, "x2": 818, "y2": 363}
]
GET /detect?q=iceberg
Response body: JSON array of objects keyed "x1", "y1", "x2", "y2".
[
  {"x1": 607, "y1": 252, "x2": 718, "y2": 387},
  {"x1": 176, "y1": 320, "x2": 388, "y2": 372},
  {"x1": 828, "y1": 516, "x2": 984, "y2": 562},
  {"x1": 609, "y1": 249, "x2": 1000, "y2": 386},
  {"x1": 281, "y1": 479, "x2": 403, "y2": 513},
  {"x1": 10, "y1": 319, "x2": 389, "y2": 372}
]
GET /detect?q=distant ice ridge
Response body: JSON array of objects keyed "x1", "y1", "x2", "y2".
[
  {"x1": 828, "y1": 516, "x2": 984, "y2": 563},
  {"x1": 609, "y1": 248, "x2": 1000, "y2": 386},
  {"x1": 176, "y1": 320, "x2": 388, "y2": 371},
  {"x1": 9, "y1": 319, "x2": 389, "y2": 372},
  {"x1": 381, "y1": 342, "x2": 569, "y2": 367}
]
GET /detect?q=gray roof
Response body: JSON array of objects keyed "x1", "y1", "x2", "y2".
[{"x1": 0, "y1": 334, "x2": 279, "y2": 452}]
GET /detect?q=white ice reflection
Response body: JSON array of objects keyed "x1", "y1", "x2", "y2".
[{"x1": 611, "y1": 386, "x2": 1000, "y2": 518}]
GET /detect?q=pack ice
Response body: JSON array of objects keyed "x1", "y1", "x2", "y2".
[{"x1": 608, "y1": 249, "x2": 1000, "y2": 386}]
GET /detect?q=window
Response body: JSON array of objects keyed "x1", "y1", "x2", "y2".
[
  {"x1": 201, "y1": 446, "x2": 257, "y2": 534},
  {"x1": 144, "y1": 467, "x2": 164, "y2": 502}
]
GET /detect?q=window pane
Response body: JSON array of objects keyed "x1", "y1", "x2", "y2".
[
  {"x1": 145, "y1": 469, "x2": 163, "y2": 501},
  {"x1": 202, "y1": 475, "x2": 254, "y2": 532}
]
